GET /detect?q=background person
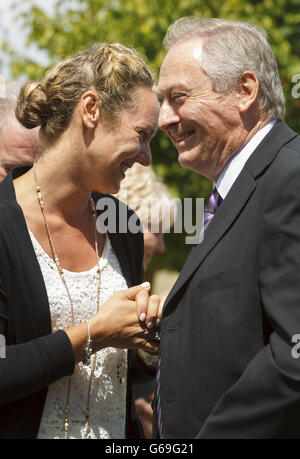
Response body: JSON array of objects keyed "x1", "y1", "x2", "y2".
[
  {"x1": 0, "y1": 83, "x2": 40, "y2": 181},
  {"x1": 116, "y1": 162, "x2": 175, "y2": 438},
  {"x1": 154, "y1": 17, "x2": 300, "y2": 438},
  {"x1": 0, "y1": 42, "x2": 161, "y2": 439}
]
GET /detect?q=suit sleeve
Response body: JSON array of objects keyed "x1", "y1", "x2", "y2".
[
  {"x1": 0, "y1": 277, "x2": 75, "y2": 406},
  {"x1": 197, "y1": 164, "x2": 300, "y2": 439}
]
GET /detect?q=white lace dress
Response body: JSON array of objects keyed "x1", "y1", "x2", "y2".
[{"x1": 28, "y1": 231, "x2": 129, "y2": 439}]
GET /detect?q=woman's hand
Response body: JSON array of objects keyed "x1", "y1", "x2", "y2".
[
  {"x1": 136, "y1": 290, "x2": 166, "y2": 330},
  {"x1": 89, "y1": 283, "x2": 160, "y2": 355}
]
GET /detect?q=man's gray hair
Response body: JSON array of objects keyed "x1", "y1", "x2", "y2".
[
  {"x1": 0, "y1": 81, "x2": 23, "y2": 130},
  {"x1": 163, "y1": 17, "x2": 285, "y2": 120}
]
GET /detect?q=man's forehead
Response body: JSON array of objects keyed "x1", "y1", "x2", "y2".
[
  {"x1": 158, "y1": 41, "x2": 205, "y2": 95},
  {"x1": 162, "y1": 37, "x2": 203, "y2": 66}
]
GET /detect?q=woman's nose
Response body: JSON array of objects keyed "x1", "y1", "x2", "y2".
[{"x1": 137, "y1": 144, "x2": 152, "y2": 167}]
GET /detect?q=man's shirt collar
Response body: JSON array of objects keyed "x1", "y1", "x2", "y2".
[{"x1": 215, "y1": 120, "x2": 277, "y2": 200}]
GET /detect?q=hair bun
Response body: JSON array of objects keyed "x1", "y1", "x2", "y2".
[{"x1": 15, "y1": 81, "x2": 48, "y2": 129}]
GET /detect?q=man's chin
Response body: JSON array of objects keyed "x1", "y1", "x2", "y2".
[
  {"x1": 178, "y1": 152, "x2": 208, "y2": 176},
  {"x1": 178, "y1": 151, "x2": 194, "y2": 169}
]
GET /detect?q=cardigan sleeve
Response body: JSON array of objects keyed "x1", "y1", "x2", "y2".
[
  {"x1": 0, "y1": 277, "x2": 75, "y2": 406},
  {"x1": 0, "y1": 330, "x2": 75, "y2": 406}
]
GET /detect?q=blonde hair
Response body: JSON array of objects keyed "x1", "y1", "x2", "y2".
[
  {"x1": 15, "y1": 43, "x2": 155, "y2": 145},
  {"x1": 116, "y1": 163, "x2": 175, "y2": 231}
]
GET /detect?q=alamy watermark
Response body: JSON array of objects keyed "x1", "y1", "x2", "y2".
[
  {"x1": 291, "y1": 334, "x2": 300, "y2": 359},
  {"x1": 96, "y1": 193, "x2": 205, "y2": 245},
  {"x1": 0, "y1": 334, "x2": 5, "y2": 359}
]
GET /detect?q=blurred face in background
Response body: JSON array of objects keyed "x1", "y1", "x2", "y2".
[
  {"x1": 0, "y1": 106, "x2": 40, "y2": 181},
  {"x1": 143, "y1": 228, "x2": 166, "y2": 270}
]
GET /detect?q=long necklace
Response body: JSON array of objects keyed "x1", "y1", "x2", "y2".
[{"x1": 33, "y1": 163, "x2": 101, "y2": 439}]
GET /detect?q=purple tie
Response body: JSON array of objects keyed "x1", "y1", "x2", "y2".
[
  {"x1": 156, "y1": 358, "x2": 163, "y2": 437},
  {"x1": 204, "y1": 187, "x2": 223, "y2": 228},
  {"x1": 155, "y1": 187, "x2": 223, "y2": 438}
]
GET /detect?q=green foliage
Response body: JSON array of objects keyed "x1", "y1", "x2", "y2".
[{"x1": 1, "y1": 0, "x2": 299, "y2": 273}]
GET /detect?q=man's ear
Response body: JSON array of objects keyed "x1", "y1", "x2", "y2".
[
  {"x1": 81, "y1": 91, "x2": 100, "y2": 128},
  {"x1": 237, "y1": 72, "x2": 260, "y2": 114}
]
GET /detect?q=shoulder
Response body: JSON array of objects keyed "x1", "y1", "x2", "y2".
[
  {"x1": 254, "y1": 123, "x2": 300, "y2": 189},
  {"x1": 260, "y1": 133, "x2": 300, "y2": 217},
  {"x1": 269, "y1": 135, "x2": 300, "y2": 184}
]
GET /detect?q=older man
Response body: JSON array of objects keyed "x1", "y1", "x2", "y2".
[
  {"x1": 0, "y1": 88, "x2": 40, "y2": 181},
  {"x1": 154, "y1": 17, "x2": 300, "y2": 438}
]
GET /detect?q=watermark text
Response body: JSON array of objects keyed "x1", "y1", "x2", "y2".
[
  {"x1": 291, "y1": 334, "x2": 300, "y2": 359},
  {"x1": 291, "y1": 74, "x2": 300, "y2": 99},
  {"x1": 96, "y1": 194, "x2": 205, "y2": 244}
]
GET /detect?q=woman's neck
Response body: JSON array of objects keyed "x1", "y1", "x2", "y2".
[{"x1": 15, "y1": 142, "x2": 92, "y2": 223}]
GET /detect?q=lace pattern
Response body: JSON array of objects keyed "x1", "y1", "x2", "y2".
[{"x1": 29, "y1": 231, "x2": 129, "y2": 439}]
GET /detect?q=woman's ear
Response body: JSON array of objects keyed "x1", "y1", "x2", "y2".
[
  {"x1": 81, "y1": 91, "x2": 100, "y2": 129},
  {"x1": 237, "y1": 71, "x2": 260, "y2": 114}
]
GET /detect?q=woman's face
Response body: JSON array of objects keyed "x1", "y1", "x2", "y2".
[{"x1": 86, "y1": 87, "x2": 159, "y2": 194}]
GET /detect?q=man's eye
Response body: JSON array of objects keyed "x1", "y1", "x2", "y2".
[{"x1": 172, "y1": 94, "x2": 186, "y2": 103}]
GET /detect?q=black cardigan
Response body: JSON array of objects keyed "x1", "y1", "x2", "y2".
[{"x1": 0, "y1": 171, "x2": 146, "y2": 439}]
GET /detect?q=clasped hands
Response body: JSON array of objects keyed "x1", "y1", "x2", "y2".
[{"x1": 89, "y1": 282, "x2": 164, "y2": 356}]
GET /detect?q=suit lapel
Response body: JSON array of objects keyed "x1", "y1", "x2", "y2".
[{"x1": 164, "y1": 121, "x2": 297, "y2": 311}]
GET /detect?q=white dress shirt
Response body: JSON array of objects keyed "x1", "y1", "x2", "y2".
[{"x1": 215, "y1": 120, "x2": 276, "y2": 199}]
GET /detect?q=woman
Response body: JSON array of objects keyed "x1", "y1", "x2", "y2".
[{"x1": 0, "y1": 43, "x2": 161, "y2": 439}]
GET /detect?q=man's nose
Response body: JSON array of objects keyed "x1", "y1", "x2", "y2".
[{"x1": 158, "y1": 101, "x2": 180, "y2": 131}]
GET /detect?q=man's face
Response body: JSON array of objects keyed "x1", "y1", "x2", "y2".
[
  {"x1": 157, "y1": 38, "x2": 241, "y2": 181},
  {"x1": 0, "y1": 107, "x2": 40, "y2": 181}
]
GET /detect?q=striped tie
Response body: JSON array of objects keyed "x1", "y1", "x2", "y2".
[
  {"x1": 204, "y1": 187, "x2": 223, "y2": 228},
  {"x1": 155, "y1": 187, "x2": 223, "y2": 438},
  {"x1": 156, "y1": 358, "x2": 163, "y2": 437}
]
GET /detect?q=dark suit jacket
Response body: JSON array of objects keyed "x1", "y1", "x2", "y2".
[
  {"x1": 0, "y1": 170, "x2": 146, "y2": 439},
  {"x1": 154, "y1": 121, "x2": 300, "y2": 439}
]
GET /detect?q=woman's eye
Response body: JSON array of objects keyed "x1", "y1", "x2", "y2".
[{"x1": 138, "y1": 130, "x2": 147, "y2": 140}]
